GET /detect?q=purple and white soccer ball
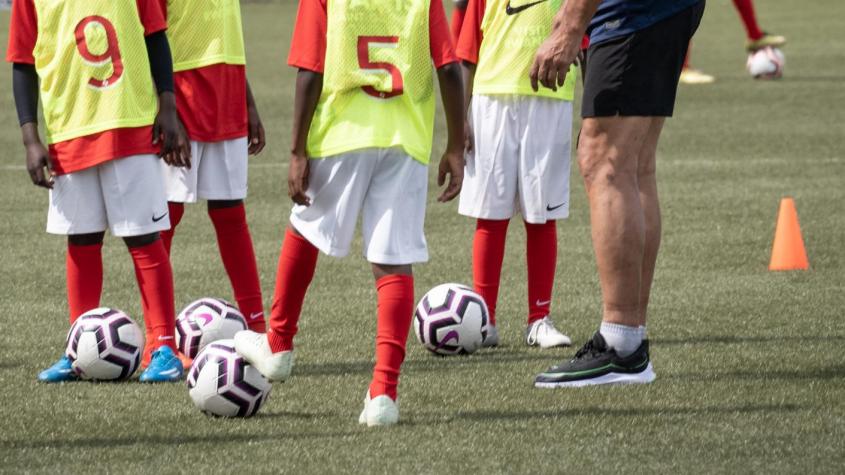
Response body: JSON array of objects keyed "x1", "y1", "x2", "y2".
[
  {"x1": 176, "y1": 298, "x2": 247, "y2": 358},
  {"x1": 65, "y1": 308, "x2": 143, "y2": 381},
  {"x1": 747, "y1": 46, "x2": 785, "y2": 79},
  {"x1": 414, "y1": 283, "x2": 490, "y2": 356},
  {"x1": 187, "y1": 339, "x2": 271, "y2": 417}
]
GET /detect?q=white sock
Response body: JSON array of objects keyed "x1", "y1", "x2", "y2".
[{"x1": 600, "y1": 322, "x2": 643, "y2": 357}]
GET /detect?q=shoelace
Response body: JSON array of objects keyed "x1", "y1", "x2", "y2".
[
  {"x1": 526, "y1": 317, "x2": 556, "y2": 345},
  {"x1": 573, "y1": 338, "x2": 603, "y2": 360}
]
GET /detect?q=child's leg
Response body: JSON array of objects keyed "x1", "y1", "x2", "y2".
[
  {"x1": 208, "y1": 199, "x2": 265, "y2": 332},
  {"x1": 732, "y1": 0, "x2": 764, "y2": 41},
  {"x1": 67, "y1": 232, "x2": 105, "y2": 323},
  {"x1": 159, "y1": 202, "x2": 185, "y2": 254},
  {"x1": 369, "y1": 265, "x2": 415, "y2": 401},
  {"x1": 124, "y1": 233, "x2": 177, "y2": 366},
  {"x1": 266, "y1": 226, "x2": 319, "y2": 352},
  {"x1": 472, "y1": 219, "x2": 510, "y2": 325},
  {"x1": 525, "y1": 220, "x2": 557, "y2": 323}
]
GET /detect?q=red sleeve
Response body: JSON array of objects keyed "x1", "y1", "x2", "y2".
[
  {"x1": 287, "y1": 0, "x2": 327, "y2": 73},
  {"x1": 136, "y1": 0, "x2": 167, "y2": 36},
  {"x1": 6, "y1": 0, "x2": 38, "y2": 64},
  {"x1": 430, "y1": 0, "x2": 459, "y2": 68},
  {"x1": 456, "y1": 0, "x2": 484, "y2": 64}
]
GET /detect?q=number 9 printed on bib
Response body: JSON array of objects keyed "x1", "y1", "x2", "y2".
[{"x1": 32, "y1": 0, "x2": 157, "y2": 145}]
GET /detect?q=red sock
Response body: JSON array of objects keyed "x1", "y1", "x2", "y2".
[
  {"x1": 160, "y1": 202, "x2": 184, "y2": 255},
  {"x1": 733, "y1": 0, "x2": 763, "y2": 41},
  {"x1": 472, "y1": 219, "x2": 509, "y2": 325},
  {"x1": 526, "y1": 220, "x2": 557, "y2": 324},
  {"x1": 67, "y1": 242, "x2": 103, "y2": 324},
  {"x1": 209, "y1": 204, "x2": 265, "y2": 332},
  {"x1": 129, "y1": 240, "x2": 177, "y2": 366},
  {"x1": 450, "y1": 6, "x2": 466, "y2": 42},
  {"x1": 266, "y1": 228, "x2": 318, "y2": 353},
  {"x1": 369, "y1": 274, "x2": 414, "y2": 401}
]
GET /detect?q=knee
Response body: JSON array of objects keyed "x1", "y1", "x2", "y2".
[
  {"x1": 68, "y1": 232, "x2": 105, "y2": 246},
  {"x1": 123, "y1": 232, "x2": 160, "y2": 248},
  {"x1": 577, "y1": 133, "x2": 637, "y2": 190}
]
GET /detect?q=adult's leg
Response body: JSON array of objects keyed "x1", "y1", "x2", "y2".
[
  {"x1": 636, "y1": 118, "x2": 666, "y2": 325},
  {"x1": 577, "y1": 116, "x2": 653, "y2": 327}
]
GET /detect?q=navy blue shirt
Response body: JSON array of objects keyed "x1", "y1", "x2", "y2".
[{"x1": 589, "y1": 0, "x2": 702, "y2": 45}]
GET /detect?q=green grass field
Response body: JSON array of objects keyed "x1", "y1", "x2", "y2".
[{"x1": 1, "y1": 0, "x2": 844, "y2": 472}]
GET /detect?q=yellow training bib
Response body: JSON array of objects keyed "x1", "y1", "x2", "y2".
[
  {"x1": 166, "y1": 0, "x2": 246, "y2": 72},
  {"x1": 33, "y1": 0, "x2": 157, "y2": 144},
  {"x1": 475, "y1": 0, "x2": 577, "y2": 100},
  {"x1": 308, "y1": 0, "x2": 436, "y2": 164}
]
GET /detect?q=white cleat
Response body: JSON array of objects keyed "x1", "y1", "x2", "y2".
[
  {"x1": 358, "y1": 392, "x2": 399, "y2": 427},
  {"x1": 525, "y1": 316, "x2": 572, "y2": 348},
  {"x1": 233, "y1": 330, "x2": 293, "y2": 382},
  {"x1": 482, "y1": 325, "x2": 499, "y2": 347}
]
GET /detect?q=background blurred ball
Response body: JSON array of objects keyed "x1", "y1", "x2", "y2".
[
  {"x1": 414, "y1": 283, "x2": 490, "y2": 356},
  {"x1": 747, "y1": 46, "x2": 785, "y2": 79},
  {"x1": 65, "y1": 308, "x2": 143, "y2": 381},
  {"x1": 187, "y1": 339, "x2": 271, "y2": 417},
  {"x1": 176, "y1": 298, "x2": 247, "y2": 358}
]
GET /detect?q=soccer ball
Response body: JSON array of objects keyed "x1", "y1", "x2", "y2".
[
  {"x1": 747, "y1": 46, "x2": 785, "y2": 79},
  {"x1": 176, "y1": 298, "x2": 247, "y2": 358},
  {"x1": 187, "y1": 339, "x2": 271, "y2": 417},
  {"x1": 65, "y1": 308, "x2": 143, "y2": 381},
  {"x1": 414, "y1": 283, "x2": 490, "y2": 356}
]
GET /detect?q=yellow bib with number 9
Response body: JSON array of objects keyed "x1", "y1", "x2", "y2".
[
  {"x1": 308, "y1": 0, "x2": 436, "y2": 165},
  {"x1": 33, "y1": 0, "x2": 157, "y2": 144}
]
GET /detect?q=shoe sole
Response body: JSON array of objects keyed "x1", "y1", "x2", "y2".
[{"x1": 534, "y1": 363, "x2": 656, "y2": 388}]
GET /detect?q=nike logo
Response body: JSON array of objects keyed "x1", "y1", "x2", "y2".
[
  {"x1": 249, "y1": 312, "x2": 264, "y2": 321},
  {"x1": 506, "y1": 0, "x2": 547, "y2": 15},
  {"x1": 196, "y1": 313, "x2": 214, "y2": 326},
  {"x1": 546, "y1": 202, "x2": 566, "y2": 211},
  {"x1": 152, "y1": 212, "x2": 168, "y2": 223},
  {"x1": 160, "y1": 368, "x2": 179, "y2": 376},
  {"x1": 536, "y1": 299, "x2": 551, "y2": 307}
]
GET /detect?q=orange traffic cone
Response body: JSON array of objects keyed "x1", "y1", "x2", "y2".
[{"x1": 769, "y1": 197, "x2": 809, "y2": 271}]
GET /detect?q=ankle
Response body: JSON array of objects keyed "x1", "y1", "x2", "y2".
[{"x1": 266, "y1": 330, "x2": 293, "y2": 353}]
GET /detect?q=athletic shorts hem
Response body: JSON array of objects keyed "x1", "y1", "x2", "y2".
[
  {"x1": 195, "y1": 187, "x2": 248, "y2": 201},
  {"x1": 364, "y1": 250, "x2": 430, "y2": 266},
  {"x1": 289, "y1": 215, "x2": 351, "y2": 258},
  {"x1": 458, "y1": 206, "x2": 515, "y2": 221},
  {"x1": 46, "y1": 221, "x2": 170, "y2": 238}
]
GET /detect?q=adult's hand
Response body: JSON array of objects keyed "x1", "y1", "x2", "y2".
[{"x1": 529, "y1": 30, "x2": 581, "y2": 92}]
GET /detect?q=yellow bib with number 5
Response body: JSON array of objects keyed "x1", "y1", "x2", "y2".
[
  {"x1": 32, "y1": 0, "x2": 157, "y2": 144},
  {"x1": 308, "y1": 0, "x2": 436, "y2": 165}
]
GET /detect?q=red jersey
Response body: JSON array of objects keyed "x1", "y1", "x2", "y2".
[
  {"x1": 288, "y1": 0, "x2": 459, "y2": 72},
  {"x1": 157, "y1": 0, "x2": 248, "y2": 143},
  {"x1": 6, "y1": 0, "x2": 167, "y2": 175}
]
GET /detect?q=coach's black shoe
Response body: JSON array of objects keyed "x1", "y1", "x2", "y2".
[{"x1": 534, "y1": 332, "x2": 655, "y2": 388}]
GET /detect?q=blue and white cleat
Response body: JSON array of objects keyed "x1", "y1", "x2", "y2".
[
  {"x1": 139, "y1": 346, "x2": 184, "y2": 383},
  {"x1": 38, "y1": 355, "x2": 79, "y2": 383}
]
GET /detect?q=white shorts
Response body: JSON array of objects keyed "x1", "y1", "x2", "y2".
[
  {"x1": 458, "y1": 95, "x2": 573, "y2": 224},
  {"x1": 290, "y1": 149, "x2": 429, "y2": 265},
  {"x1": 47, "y1": 154, "x2": 170, "y2": 237},
  {"x1": 162, "y1": 137, "x2": 248, "y2": 203}
]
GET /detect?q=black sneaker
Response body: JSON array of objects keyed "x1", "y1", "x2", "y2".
[{"x1": 534, "y1": 332, "x2": 655, "y2": 388}]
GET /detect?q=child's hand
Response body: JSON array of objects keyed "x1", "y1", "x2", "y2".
[
  {"x1": 154, "y1": 91, "x2": 191, "y2": 168},
  {"x1": 288, "y1": 153, "x2": 311, "y2": 206},
  {"x1": 247, "y1": 104, "x2": 266, "y2": 156},
  {"x1": 25, "y1": 141, "x2": 54, "y2": 189},
  {"x1": 437, "y1": 149, "x2": 464, "y2": 202}
]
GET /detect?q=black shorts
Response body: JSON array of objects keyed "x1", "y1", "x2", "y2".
[{"x1": 581, "y1": 1, "x2": 706, "y2": 118}]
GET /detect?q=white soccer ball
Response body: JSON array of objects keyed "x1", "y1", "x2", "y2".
[
  {"x1": 747, "y1": 46, "x2": 785, "y2": 79},
  {"x1": 414, "y1": 283, "x2": 490, "y2": 356},
  {"x1": 176, "y1": 298, "x2": 247, "y2": 358},
  {"x1": 65, "y1": 308, "x2": 143, "y2": 381},
  {"x1": 187, "y1": 339, "x2": 271, "y2": 417}
]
